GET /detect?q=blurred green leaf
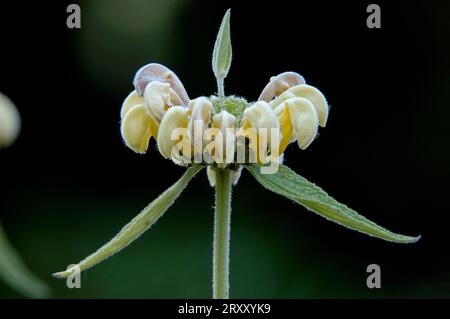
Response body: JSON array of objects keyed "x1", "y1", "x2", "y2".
[
  {"x1": 246, "y1": 164, "x2": 420, "y2": 244},
  {"x1": 0, "y1": 222, "x2": 49, "y2": 298},
  {"x1": 53, "y1": 165, "x2": 204, "y2": 279}
]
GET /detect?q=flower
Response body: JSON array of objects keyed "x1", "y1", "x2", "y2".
[
  {"x1": 0, "y1": 92, "x2": 21, "y2": 149},
  {"x1": 120, "y1": 64, "x2": 329, "y2": 181}
]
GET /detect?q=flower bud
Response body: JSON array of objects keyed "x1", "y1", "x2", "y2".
[
  {"x1": 0, "y1": 93, "x2": 21, "y2": 149},
  {"x1": 271, "y1": 84, "x2": 329, "y2": 127}
]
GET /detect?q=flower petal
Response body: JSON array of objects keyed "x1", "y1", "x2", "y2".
[
  {"x1": 133, "y1": 63, "x2": 190, "y2": 104},
  {"x1": 188, "y1": 97, "x2": 213, "y2": 135},
  {"x1": 242, "y1": 101, "x2": 280, "y2": 163},
  {"x1": 242, "y1": 101, "x2": 280, "y2": 131},
  {"x1": 213, "y1": 110, "x2": 237, "y2": 166},
  {"x1": 120, "y1": 104, "x2": 157, "y2": 154},
  {"x1": 258, "y1": 72, "x2": 305, "y2": 102},
  {"x1": 143, "y1": 81, "x2": 172, "y2": 123},
  {"x1": 120, "y1": 90, "x2": 144, "y2": 120},
  {"x1": 276, "y1": 97, "x2": 319, "y2": 150},
  {"x1": 277, "y1": 104, "x2": 294, "y2": 154},
  {"x1": 157, "y1": 106, "x2": 189, "y2": 160},
  {"x1": 271, "y1": 84, "x2": 329, "y2": 127}
]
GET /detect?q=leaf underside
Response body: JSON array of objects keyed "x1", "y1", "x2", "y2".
[{"x1": 246, "y1": 164, "x2": 420, "y2": 244}]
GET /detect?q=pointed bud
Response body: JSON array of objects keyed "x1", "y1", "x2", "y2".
[{"x1": 212, "y1": 9, "x2": 232, "y2": 85}]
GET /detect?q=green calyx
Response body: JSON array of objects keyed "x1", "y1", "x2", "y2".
[{"x1": 209, "y1": 95, "x2": 249, "y2": 121}]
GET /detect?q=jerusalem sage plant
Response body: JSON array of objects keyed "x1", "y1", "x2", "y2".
[{"x1": 53, "y1": 10, "x2": 420, "y2": 298}]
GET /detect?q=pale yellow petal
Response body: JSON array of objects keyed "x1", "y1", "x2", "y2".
[
  {"x1": 271, "y1": 84, "x2": 328, "y2": 127},
  {"x1": 187, "y1": 97, "x2": 213, "y2": 136},
  {"x1": 258, "y1": 72, "x2": 305, "y2": 102},
  {"x1": 157, "y1": 106, "x2": 189, "y2": 159},
  {"x1": 276, "y1": 104, "x2": 294, "y2": 154},
  {"x1": 285, "y1": 97, "x2": 319, "y2": 150},
  {"x1": 120, "y1": 90, "x2": 144, "y2": 120},
  {"x1": 242, "y1": 101, "x2": 280, "y2": 131},
  {"x1": 133, "y1": 63, "x2": 190, "y2": 104},
  {"x1": 212, "y1": 110, "x2": 237, "y2": 166},
  {"x1": 143, "y1": 81, "x2": 171, "y2": 123},
  {"x1": 120, "y1": 104, "x2": 156, "y2": 154},
  {"x1": 242, "y1": 101, "x2": 280, "y2": 163}
]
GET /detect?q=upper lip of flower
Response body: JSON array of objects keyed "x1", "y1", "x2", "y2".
[{"x1": 120, "y1": 63, "x2": 329, "y2": 166}]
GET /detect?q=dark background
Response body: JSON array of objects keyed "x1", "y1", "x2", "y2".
[{"x1": 0, "y1": 0, "x2": 449, "y2": 298}]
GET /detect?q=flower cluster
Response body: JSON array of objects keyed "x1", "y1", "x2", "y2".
[{"x1": 120, "y1": 64, "x2": 329, "y2": 176}]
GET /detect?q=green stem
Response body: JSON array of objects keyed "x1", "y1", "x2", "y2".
[
  {"x1": 213, "y1": 168, "x2": 232, "y2": 299},
  {"x1": 217, "y1": 77, "x2": 225, "y2": 97}
]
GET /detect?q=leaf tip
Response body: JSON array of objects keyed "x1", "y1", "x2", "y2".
[{"x1": 52, "y1": 270, "x2": 68, "y2": 279}]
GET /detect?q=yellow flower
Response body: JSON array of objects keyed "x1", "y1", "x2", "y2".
[{"x1": 120, "y1": 66, "x2": 329, "y2": 179}]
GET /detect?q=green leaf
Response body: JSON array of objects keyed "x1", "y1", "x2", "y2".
[
  {"x1": 0, "y1": 222, "x2": 50, "y2": 298},
  {"x1": 212, "y1": 9, "x2": 232, "y2": 83},
  {"x1": 53, "y1": 165, "x2": 204, "y2": 279},
  {"x1": 246, "y1": 164, "x2": 420, "y2": 243}
]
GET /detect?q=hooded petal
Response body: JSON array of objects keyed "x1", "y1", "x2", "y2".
[
  {"x1": 133, "y1": 63, "x2": 190, "y2": 104},
  {"x1": 187, "y1": 97, "x2": 213, "y2": 136},
  {"x1": 213, "y1": 110, "x2": 237, "y2": 165},
  {"x1": 143, "y1": 81, "x2": 172, "y2": 123},
  {"x1": 241, "y1": 101, "x2": 280, "y2": 163},
  {"x1": 271, "y1": 84, "x2": 329, "y2": 127},
  {"x1": 121, "y1": 104, "x2": 157, "y2": 154},
  {"x1": 157, "y1": 106, "x2": 190, "y2": 160},
  {"x1": 258, "y1": 72, "x2": 305, "y2": 102},
  {"x1": 120, "y1": 90, "x2": 144, "y2": 120},
  {"x1": 242, "y1": 101, "x2": 280, "y2": 131},
  {"x1": 275, "y1": 97, "x2": 319, "y2": 151}
]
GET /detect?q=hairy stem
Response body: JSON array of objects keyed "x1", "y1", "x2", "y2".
[
  {"x1": 213, "y1": 168, "x2": 232, "y2": 299},
  {"x1": 217, "y1": 77, "x2": 225, "y2": 97}
]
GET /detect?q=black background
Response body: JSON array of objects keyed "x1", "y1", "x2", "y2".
[{"x1": 0, "y1": 0, "x2": 449, "y2": 298}]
